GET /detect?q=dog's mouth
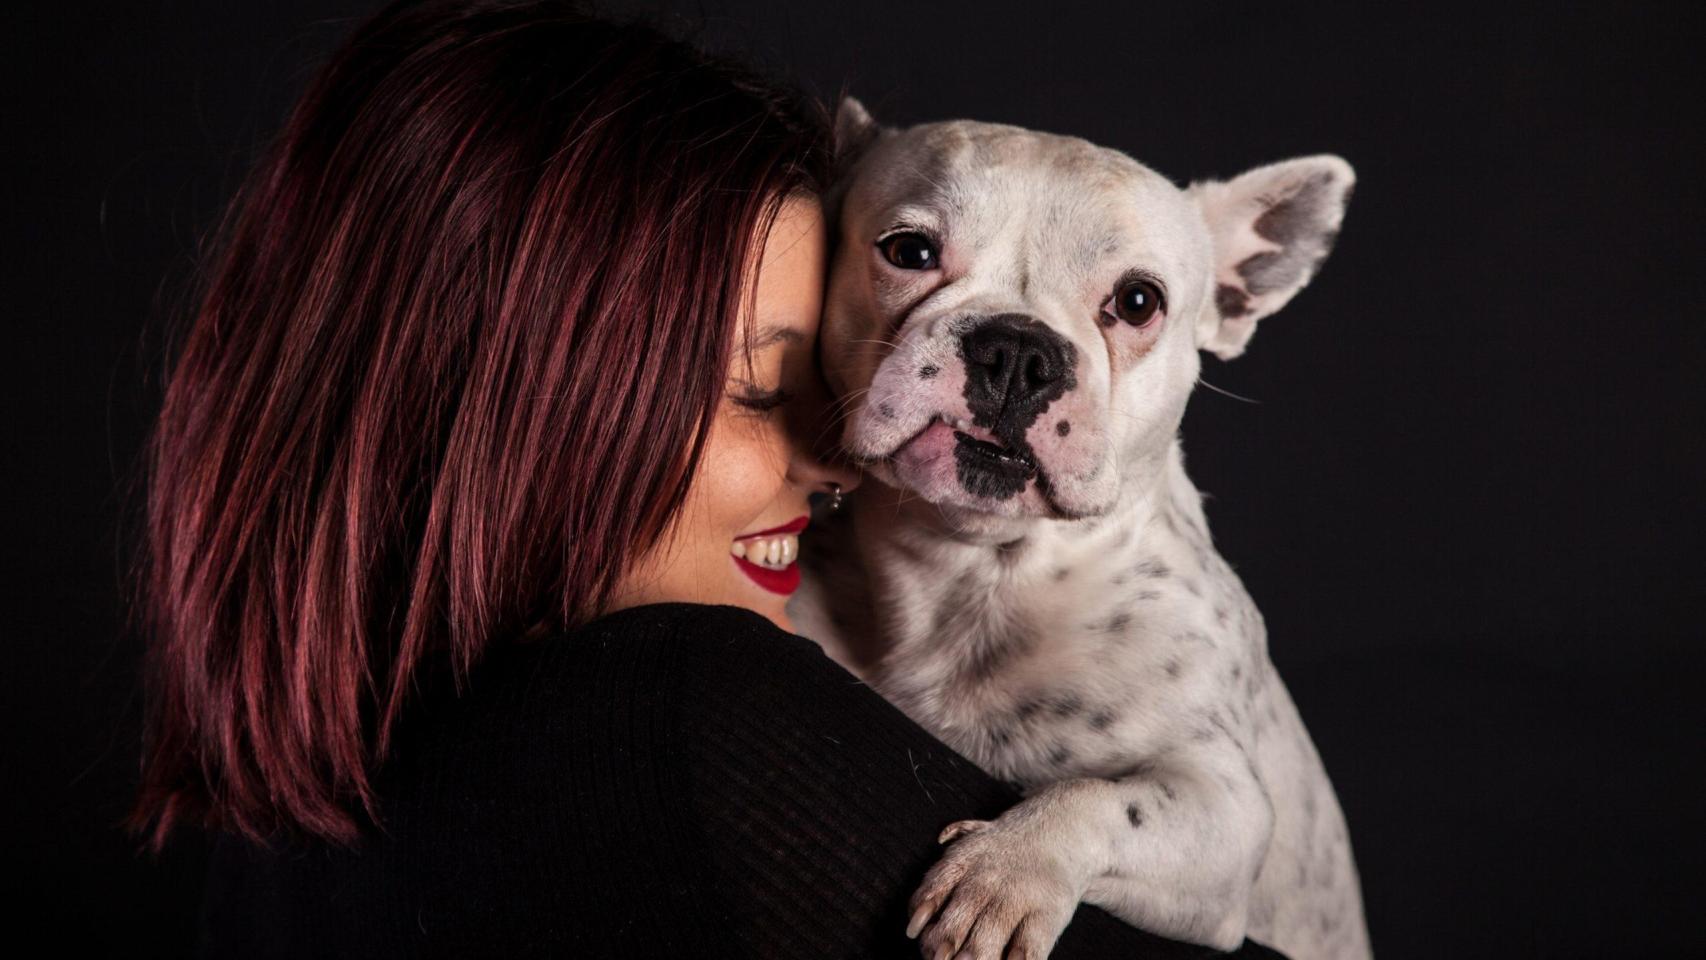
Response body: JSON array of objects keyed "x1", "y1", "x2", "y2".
[{"x1": 953, "y1": 430, "x2": 1037, "y2": 480}]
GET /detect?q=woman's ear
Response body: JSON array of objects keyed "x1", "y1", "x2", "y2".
[{"x1": 1187, "y1": 155, "x2": 1356, "y2": 360}]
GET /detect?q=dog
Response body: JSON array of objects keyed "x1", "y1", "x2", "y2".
[{"x1": 790, "y1": 98, "x2": 1371, "y2": 960}]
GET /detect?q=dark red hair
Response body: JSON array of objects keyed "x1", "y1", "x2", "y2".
[{"x1": 130, "y1": 0, "x2": 830, "y2": 848}]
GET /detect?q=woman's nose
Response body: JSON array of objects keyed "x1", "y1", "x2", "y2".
[
  {"x1": 789, "y1": 442, "x2": 862, "y2": 497},
  {"x1": 789, "y1": 358, "x2": 863, "y2": 496}
]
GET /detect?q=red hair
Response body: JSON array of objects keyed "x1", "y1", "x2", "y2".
[{"x1": 130, "y1": 0, "x2": 829, "y2": 848}]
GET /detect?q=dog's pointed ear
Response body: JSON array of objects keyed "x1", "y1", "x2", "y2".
[
  {"x1": 833, "y1": 96, "x2": 882, "y2": 168},
  {"x1": 1187, "y1": 155, "x2": 1355, "y2": 360}
]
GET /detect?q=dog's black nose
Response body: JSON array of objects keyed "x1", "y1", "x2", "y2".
[{"x1": 959, "y1": 315, "x2": 1073, "y2": 423}]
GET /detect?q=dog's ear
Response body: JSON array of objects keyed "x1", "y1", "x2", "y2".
[
  {"x1": 833, "y1": 96, "x2": 882, "y2": 169},
  {"x1": 1187, "y1": 155, "x2": 1355, "y2": 360}
]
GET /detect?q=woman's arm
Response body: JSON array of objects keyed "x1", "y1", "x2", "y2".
[{"x1": 655, "y1": 603, "x2": 1286, "y2": 959}]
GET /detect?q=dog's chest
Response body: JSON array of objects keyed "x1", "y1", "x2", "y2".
[{"x1": 870, "y1": 522, "x2": 1267, "y2": 787}]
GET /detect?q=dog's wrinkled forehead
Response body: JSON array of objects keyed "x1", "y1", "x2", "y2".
[{"x1": 842, "y1": 121, "x2": 1207, "y2": 313}]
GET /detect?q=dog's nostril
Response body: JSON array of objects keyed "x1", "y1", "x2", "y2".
[{"x1": 1025, "y1": 353, "x2": 1059, "y2": 386}]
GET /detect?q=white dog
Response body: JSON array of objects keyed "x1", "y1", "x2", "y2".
[{"x1": 791, "y1": 99, "x2": 1371, "y2": 960}]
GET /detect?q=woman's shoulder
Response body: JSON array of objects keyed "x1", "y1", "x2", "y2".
[
  {"x1": 401, "y1": 602, "x2": 850, "y2": 774},
  {"x1": 481, "y1": 601, "x2": 834, "y2": 707},
  {"x1": 481, "y1": 603, "x2": 846, "y2": 709},
  {"x1": 548, "y1": 601, "x2": 820, "y2": 663}
]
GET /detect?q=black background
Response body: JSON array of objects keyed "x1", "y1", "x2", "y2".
[{"x1": 5, "y1": 1, "x2": 1702, "y2": 956}]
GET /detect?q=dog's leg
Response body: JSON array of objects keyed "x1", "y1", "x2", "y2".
[{"x1": 909, "y1": 733, "x2": 1272, "y2": 959}]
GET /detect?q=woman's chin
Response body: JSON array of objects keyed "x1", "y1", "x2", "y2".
[{"x1": 734, "y1": 587, "x2": 791, "y2": 632}]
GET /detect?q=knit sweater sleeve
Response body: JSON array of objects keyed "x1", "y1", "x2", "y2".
[{"x1": 649, "y1": 603, "x2": 1285, "y2": 960}]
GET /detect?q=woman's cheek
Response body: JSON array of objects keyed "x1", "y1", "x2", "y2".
[{"x1": 700, "y1": 416, "x2": 788, "y2": 538}]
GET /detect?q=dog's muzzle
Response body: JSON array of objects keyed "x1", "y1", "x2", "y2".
[{"x1": 940, "y1": 314, "x2": 1077, "y2": 501}]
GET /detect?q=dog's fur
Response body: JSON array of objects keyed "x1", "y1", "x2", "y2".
[{"x1": 791, "y1": 99, "x2": 1371, "y2": 960}]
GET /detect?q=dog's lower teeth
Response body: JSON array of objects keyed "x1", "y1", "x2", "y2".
[{"x1": 953, "y1": 431, "x2": 1036, "y2": 472}]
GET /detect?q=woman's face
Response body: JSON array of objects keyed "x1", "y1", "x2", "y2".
[{"x1": 611, "y1": 195, "x2": 860, "y2": 631}]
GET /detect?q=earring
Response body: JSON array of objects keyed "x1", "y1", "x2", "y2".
[{"x1": 826, "y1": 482, "x2": 844, "y2": 513}]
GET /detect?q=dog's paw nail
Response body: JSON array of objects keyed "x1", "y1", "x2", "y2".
[
  {"x1": 906, "y1": 903, "x2": 932, "y2": 939},
  {"x1": 937, "y1": 819, "x2": 989, "y2": 844}
]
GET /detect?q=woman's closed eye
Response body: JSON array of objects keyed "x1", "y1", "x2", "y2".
[{"x1": 732, "y1": 385, "x2": 795, "y2": 413}]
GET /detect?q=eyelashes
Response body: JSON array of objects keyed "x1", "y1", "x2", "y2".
[{"x1": 732, "y1": 388, "x2": 795, "y2": 413}]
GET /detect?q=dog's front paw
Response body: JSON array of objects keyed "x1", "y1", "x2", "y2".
[{"x1": 907, "y1": 818, "x2": 1083, "y2": 960}]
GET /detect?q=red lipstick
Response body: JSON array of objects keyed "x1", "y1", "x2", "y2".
[
  {"x1": 733, "y1": 555, "x2": 802, "y2": 595},
  {"x1": 738, "y1": 516, "x2": 810, "y2": 539}
]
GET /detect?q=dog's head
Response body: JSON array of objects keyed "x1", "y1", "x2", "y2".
[{"x1": 823, "y1": 98, "x2": 1353, "y2": 532}]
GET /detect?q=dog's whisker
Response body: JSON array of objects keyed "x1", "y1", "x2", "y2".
[{"x1": 1197, "y1": 376, "x2": 1261, "y2": 405}]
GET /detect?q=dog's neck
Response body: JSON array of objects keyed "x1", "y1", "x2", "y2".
[{"x1": 837, "y1": 437, "x2": 1219, "y2": 676}]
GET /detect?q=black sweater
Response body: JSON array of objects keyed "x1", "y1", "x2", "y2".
[{"x1": 201, "y1": 602, "x2": 1285, "y2": 958}]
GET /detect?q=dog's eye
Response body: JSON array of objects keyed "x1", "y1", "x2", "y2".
[
  {"x1": 1107, "y1": 280, "x2": 1163, "y2": 327},
  {"x1": 878, "y1": 232, "x2": 939, "y2": 271}
]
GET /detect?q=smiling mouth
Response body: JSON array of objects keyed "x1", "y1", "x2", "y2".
[{"x1": 730, "y1": 515, "x2": 808, "y2": 596}]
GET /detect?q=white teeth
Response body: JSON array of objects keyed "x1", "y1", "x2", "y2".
[{"x1": 731, "y1": 534, "x2": 800, "y2": 570}]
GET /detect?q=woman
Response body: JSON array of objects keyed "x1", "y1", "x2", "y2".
[{"x1": 131, "y1": 2, "x2": 1284, "y2": 957}]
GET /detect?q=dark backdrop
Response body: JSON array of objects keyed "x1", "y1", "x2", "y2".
[{"x1": 5, "y1": 1, "x2": 1702, "y2": 956}]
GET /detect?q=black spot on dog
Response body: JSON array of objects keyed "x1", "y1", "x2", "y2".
[
  {"x1": 933, "y1": 573, "x2": 981, "y2": 633},
  {"x1": 1056, "y1": 419, "x2": 1071, "y2": 437},
  {"x1": 1015, "y1": 699, "x2": 1043, "y2": 721},
  {"x1": 878, "y1": 401, "x2": 896, "y2": 419},
  {"x1": 961, "y1": 618, "x2": 1032, "y2": 685},
  {"x1": 955, "y1": 440, "x2": 1030, "y2": 500},
  {"x1": 919, "y1": 364, "x2": 939, "y2": 379},
  {"x1": 1239, "y1": 170, "x2": 1344, "y2": 296},
  {"x1": 1126, "y1": 803, "x2": 1144, "y2": 827},
  {"x1": 937, "y1": 576, "x2": 1034, "y2": 685},
  {"x1": 1163, "y1": 659, "x2": 1182, "y2": 679},
  {"x1": 1215, "y1": 283, "x2": 1252, "y2": 318},
  {"x1": 1133, "y1": 559, "x2": 1170, "y2": 579},
  {"x1": 1089, "y1": 709, "x2": 1117, "y2": 731},
  {"x1": 1096, "y1": 611, "x2": 1132, "y2": 635},
  {"x1": 1105, "y1": 760, "x2": 1155, "y2": 782},
  {"x1": 1048, "y1": 692, "x2": 1084, "y2": 717},
  {"x1": 1157, "y1": 781, "x2": 1178, "y2": 803},
  {"x1": 1049, "y1": 744, "x2": 1074, "y2": 766}
]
